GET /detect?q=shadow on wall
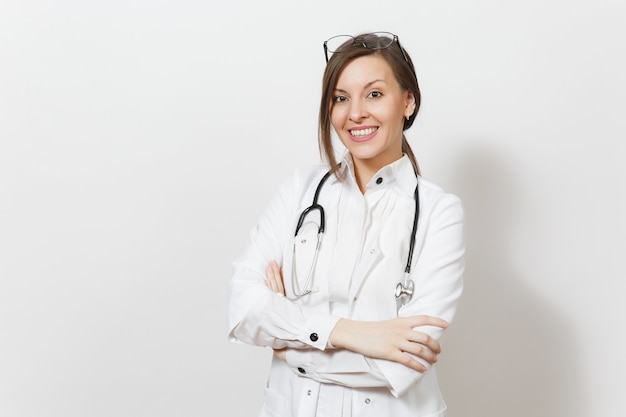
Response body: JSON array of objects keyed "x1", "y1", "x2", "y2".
[{"x1": 436, "y1": 145, "x2": 585, "y2": 417}]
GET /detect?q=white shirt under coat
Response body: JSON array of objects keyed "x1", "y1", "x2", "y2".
[{"x1": 227, "y1": 154, "x2": 465, "y2": 417}]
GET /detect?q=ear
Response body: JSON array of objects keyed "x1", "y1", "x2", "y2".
[{"x1": 404, "y1": 91, "x2": 416, "y2": 118}]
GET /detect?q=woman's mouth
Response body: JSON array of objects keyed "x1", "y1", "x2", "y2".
[{"x1": 349, "y1": 127, "x2": 378, "y2": 142}]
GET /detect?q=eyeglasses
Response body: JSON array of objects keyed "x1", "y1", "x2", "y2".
[{"x1": 323, "y1": 31, "x2": 409, "y2": 63}]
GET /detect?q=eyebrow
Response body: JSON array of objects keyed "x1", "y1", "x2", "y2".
[{"x1": 334, "y1": 79, "x2": 387, "y2": 93}]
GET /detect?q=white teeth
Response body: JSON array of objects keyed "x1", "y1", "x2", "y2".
[{"x1": 350, "y1": 127, "x2": 377, "y2": 138}]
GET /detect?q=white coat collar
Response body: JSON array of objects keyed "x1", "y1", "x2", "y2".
[{"x1": 338, "y1": 153, "x2": 418, "y2": 197}]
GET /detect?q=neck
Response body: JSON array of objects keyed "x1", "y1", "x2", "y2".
[{"x1": 352, "y1": 153, "x2": 403, "y2": 194}]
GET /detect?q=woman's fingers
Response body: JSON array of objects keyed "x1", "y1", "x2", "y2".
[
  {"x1": 264, "y1": 260, "x2": 285, "y2": 296},
  {"x1": 403, "y1": 315, "x2": 449, "y2": 330},
  {"x1": 401, "y1": 337, "x2": 439, "y2": 364},
  {"x1": 396, "y1": 315, "x2": 447, "y2": 369},
  {"x1": 406, "y1": 331, "x2": 441, "y2": 354},
  {"x1": 264, "y1": 264, "x2": 276, "y2": 292},
  {"x1": 392, "y1": 351, "x2": 428, "y2": 372},
  {"x1": 274, "y1": 263, "x2": 285, "y2": 295}
]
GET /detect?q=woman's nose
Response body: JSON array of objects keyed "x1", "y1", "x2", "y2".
[{"x1": 349, "y1": 99, "x2": 367, "y2": 121}]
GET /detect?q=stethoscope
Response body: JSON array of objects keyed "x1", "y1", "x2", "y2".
[{"x1": 290, "y1": 169, "x2": 420, "y2": 305}]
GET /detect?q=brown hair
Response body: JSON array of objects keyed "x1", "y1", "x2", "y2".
[{"x1": 318, "y1": 33, "x2": 421, "y2": 178}]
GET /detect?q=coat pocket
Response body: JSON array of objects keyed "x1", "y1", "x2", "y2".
[{"x1": 260, "y1": 385, "x2": 287, "y2": 417}]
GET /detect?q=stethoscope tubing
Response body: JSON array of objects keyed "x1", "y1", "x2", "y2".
[
  {"x1": 405, "y1": 184, "x2": 420, "y2": 274},
  {"x1": 290, "y1": 169, "x2": 419, "y2": 305},
  {"x1": 294, "y1": 170, "x2": 332, "y2": 236}
]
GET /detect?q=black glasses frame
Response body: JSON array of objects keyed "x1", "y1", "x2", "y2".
[{"x1": 323, "y1": 32, "x2": 409, "y2": 63}]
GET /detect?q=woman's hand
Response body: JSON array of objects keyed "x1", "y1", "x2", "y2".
[
  {"x1": 329, "y1": 316, "x2": 448, "y2": 372},
  {"x1": 265, "y1": 260, "x2": 287, "y2": 361},
  {"x1": 265, "y1": 260, "x2": 285, "y2": 296},
  {"x1": 273, "y1": 348, "x2": 287, "y2": 361}
]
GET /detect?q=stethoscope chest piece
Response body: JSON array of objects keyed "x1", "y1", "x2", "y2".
[{"x1": 395, "y1": 278, "x2": 414, "y2": 304}]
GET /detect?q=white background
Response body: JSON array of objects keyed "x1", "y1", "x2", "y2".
[{"x1": 1, "y1": 1, "x2": 625, "y2": 416}]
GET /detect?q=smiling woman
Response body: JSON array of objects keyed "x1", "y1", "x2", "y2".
[
  {"x1": 329, "y1": 54, "x2": 416, "y2": 192},
  {"x1": 227, "y1": 32, "x2": 465, "y2": 417}
]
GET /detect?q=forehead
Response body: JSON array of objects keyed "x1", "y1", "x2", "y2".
[{"x1": 335, "y1": 55, "x2": 397, "y2": 87}]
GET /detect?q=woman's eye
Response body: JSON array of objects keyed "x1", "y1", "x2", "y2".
[
  {"x1": 368, "y1": 91, "x2": 383, "y2": 98},
  {"x1": 333, "y1": 95, "x2": 348, "y2": 103}
]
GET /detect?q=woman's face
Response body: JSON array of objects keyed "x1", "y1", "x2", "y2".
[{"x1": 330, "y1": 55, "x2": 415, "y2": 175}]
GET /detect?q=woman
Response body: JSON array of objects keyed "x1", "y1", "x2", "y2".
[{"x1": 227, "y1": 32, "x2": 465, "y2": 417}]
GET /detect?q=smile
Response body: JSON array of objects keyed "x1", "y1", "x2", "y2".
[{"x1": 349, "y1": 127, "x2": 378, "y2": 139}]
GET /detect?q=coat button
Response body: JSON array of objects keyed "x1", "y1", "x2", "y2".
[
  {"x1": 298, "y1": 367, "x2": 306, "y2": 374},
  {"x1": 309, "y1": 333, "x2": 319, "y2": 342},
  {"x1": 376, "y1": 177, "x2": 383, "y2": 184}
]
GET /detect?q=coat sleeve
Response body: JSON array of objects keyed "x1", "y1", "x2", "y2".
[
  {"x1": 227, "y1": 168, "x2": 342, "y2": 352},
  {"x1": 283, "y1": 192, "x2": 465, "y2": 397},
  {"x1": 375, "y1": 192, "x2": 465, "y2": 397}
]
